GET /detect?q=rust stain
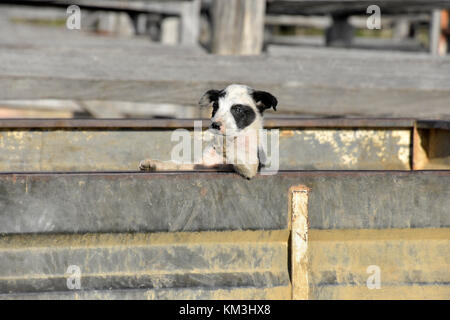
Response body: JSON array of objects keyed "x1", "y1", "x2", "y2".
[{"x1": 280, "y1": 130, "x2": 294, "y2": 137}]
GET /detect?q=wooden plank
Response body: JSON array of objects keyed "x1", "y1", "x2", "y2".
[
  {"x1": 0, "y1": 99, "x2": 198, "y2": 118},
  {"x1": 0, "y1": 47, "x2": 449, "y2": 118},
  {"x1": 0, "y1": 107, "x2": 73, "y2": 118},
  {"x1": 0, "y1": 18, "x2": 204, "y2": 54},
  {"x1": 211, "y1": 0, "x2": 266, "y2": 55},
  {"x1": 2, "y1": 1, "x2": 201, "y2": 44}
]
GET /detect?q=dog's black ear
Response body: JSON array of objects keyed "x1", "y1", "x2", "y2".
[
  {"x1": 199, "y1": 89, "x2": 223, "y2": 107},
  {"x1": 252, "y1": 91, "x2": 278, "y2": 113}
]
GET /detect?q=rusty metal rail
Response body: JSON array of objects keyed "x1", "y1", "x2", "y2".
[{"x1": 0, "y1": 117, "x2": 425, "y2": 129}]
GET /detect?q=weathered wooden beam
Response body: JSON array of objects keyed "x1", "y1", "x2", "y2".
[
  {"x1": 2, "y1": 1, "x2": 201, "y2": 45},
  {"x1": 211, "y1": 0, "x2": 266, "y2": 55},
  {"x1": 0, "y1": 47, "x2": 449, "y2": 118},
  {"x1": 0, "y1": 14, "x2": 204, "y2": 53}
]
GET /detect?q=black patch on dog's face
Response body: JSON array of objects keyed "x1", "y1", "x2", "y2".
[
  {"x1": 230, "y1": 104, "x2": 256, "y2": 129},
  {"x1": 199, "y1": 89, "x2": 225, "y2": 104},
  {"x1": 207, "y1": 89, "x2": 226, "y2": 102},
  {"x1": 199, "y1": 89, "x2": 226, "y2": 117}
]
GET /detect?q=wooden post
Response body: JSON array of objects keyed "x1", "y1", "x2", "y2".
[
  {"x1": 161, "y1": 17, "x2": 180, "y2": 45},
  {"x1": 289, "y1": 185, "x2": 310, "y2": 300},
  {"x1": 325, "y1": 14, "x2": 354, "y2": 48},
  {"x1": 430, "y1": 9, "x2": 448, "y2": 56},
  {"x1": 393, "y1": 18, "x2": 410, "y2": 39},
  {"x1": 211, "y1": 0, "x2": 266, "y2": 55},
  {"x1": 430, "y1": 10, "x2": 441, "y2": 55},
  {"x1": 179, "y1": 0, "x2": 201, "y2": 45}
]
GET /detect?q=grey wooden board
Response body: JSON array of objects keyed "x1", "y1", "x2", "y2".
[
  {"x1": 1, "y1": 46, "x2": 449, "y2": 119},
  {"x1": 0, "y1": 171, "x2": 448, "y2": 233},
  {"x1": 0, "y1": 231, "x2": 288, "y2": 293},
  {"x1": 0, "y1": 1, "x2": 202, "y2": 45},
  {"x1": 0, "y1": 128, "x2": 411, "y2": 171},
  {"x1": 266, "y1": 0, "x2": 450, "y2": 16},
  {"x1": 6, "y1": 0, "x2": 193, "y2": 12}
]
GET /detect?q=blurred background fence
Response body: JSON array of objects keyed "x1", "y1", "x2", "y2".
[{"x1": 0, "y1": 0, "x2": 449, "y2": 119}]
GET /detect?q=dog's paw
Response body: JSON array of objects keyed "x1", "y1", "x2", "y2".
[{"x1": 139, "y1": 159, "x2": 160, "y2": 171}]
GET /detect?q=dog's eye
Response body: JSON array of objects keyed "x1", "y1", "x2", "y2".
[{"x1": 234, "y1": 105, "x2": 242, "y2": 113}]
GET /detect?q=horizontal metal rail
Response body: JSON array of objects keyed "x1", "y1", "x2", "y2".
[
  {"x1": 0, "y1": 118, "x2": 422, "y2": 129},
  {"x1": 0, "y1": 170, "x2": 448, "y2": 234}
]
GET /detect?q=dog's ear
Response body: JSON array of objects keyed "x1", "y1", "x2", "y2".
[
  {"x1": 199, "y1": 89, "x2": 222, "y2": 107},
  {"x1": 252, "y1": 91, "x2": 278, "y2": 113}
]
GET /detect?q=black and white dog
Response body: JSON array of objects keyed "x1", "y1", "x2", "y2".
[{"x1": 139, "y1": 84, "x2": 277, "y2": 179}]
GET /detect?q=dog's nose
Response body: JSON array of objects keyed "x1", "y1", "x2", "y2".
[{"x1": 210, "y1": 121, "x2": 222, "y2": 130}]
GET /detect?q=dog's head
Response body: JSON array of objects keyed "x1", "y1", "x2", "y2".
[{"x1": 199, "y1": 84, "x2": 277, "y2": 135}]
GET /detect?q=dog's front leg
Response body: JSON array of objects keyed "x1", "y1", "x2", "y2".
[
  {"x1": 139, "y1": 146, "x2": 232, "y2": 172},
  {"x1": 139, "y1": 159, "x2": 196, "y2": 171}
]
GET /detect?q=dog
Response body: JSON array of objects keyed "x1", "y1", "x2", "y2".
[{"x1": 139, "y1": 84, "x2": 277, "y2": 179}]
